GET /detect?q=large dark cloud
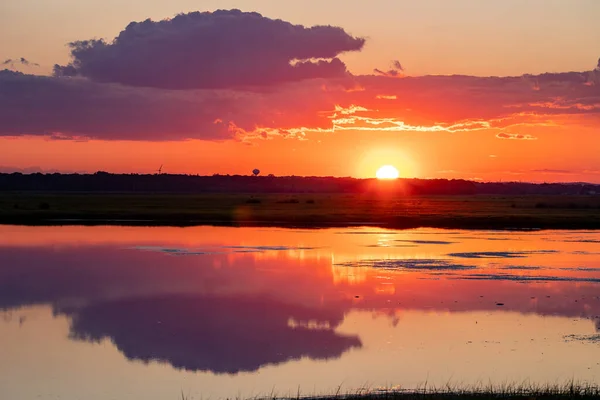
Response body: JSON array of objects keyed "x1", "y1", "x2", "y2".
[
  {"x1": 53, "y1": 9, "x2": 365, "y2": 89},
  {"x1": 0, "y1": 69, "x2": 340, "y2": 140},
  {"x1": 0, "y1": 70, "x2": 230, "y2": 140},
  {"x1": 2, "y1": 66, "x2": 600, "y2": 141}
]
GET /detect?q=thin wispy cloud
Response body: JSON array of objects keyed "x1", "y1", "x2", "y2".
[
  {"x1": 496, "y1": 132, "x2": 537, "y2": 140},
  {"x1": 2, "y1": 57, "x2": 39, "y2": 68},
  {"x1": 374, "y1": 59, "x2": 405, "y2": 77}
]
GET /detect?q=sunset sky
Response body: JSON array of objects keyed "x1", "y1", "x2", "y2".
[{"x1": 1, "y1": 0, "x2": 600, "y2": 182}]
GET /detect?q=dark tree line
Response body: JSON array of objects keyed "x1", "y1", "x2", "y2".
[{"x1": 0, "y1": 172, "x2": 597, "y2": 195}]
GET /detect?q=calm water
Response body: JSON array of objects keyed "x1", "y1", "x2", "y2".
[{"x1": 1, "y1": 225, "x2": 600, "y2": 400}]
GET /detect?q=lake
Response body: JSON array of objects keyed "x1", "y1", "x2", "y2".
[{"x1": 1, "y1": 225, "x2": 599, "y2": 400}]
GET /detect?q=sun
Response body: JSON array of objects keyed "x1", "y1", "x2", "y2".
[{"x1": 376, "y1": 165, "x2": 400, "y2": 180}]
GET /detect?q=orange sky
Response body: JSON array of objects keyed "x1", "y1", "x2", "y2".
[
  {"x1": 1, "y1": 2, "x2": 600, "y2": 182},
  {"x1": 1, "y1": 122, "x2": 598, "y2": 182}
]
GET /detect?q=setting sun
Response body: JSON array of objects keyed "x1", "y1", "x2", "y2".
[{"x1": 375, "y1": 165, "x2": 400, "y2": 180}]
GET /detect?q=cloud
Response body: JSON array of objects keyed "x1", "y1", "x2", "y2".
[
  {"x1": 2, "y1": 67, "x2": 600, "y2": 141},
  {"x1": 0, "y1": 165, "x2": 62, "y2": 174},
  {"x1": 375, "y1": 94, "x2": 397, "y2": 100},
  {"x1": 523, "y1": 98, "x2": 600, "y2": 112},
  {"x1": 531, "y1": 169, "x2": 573, "y2": 174},
  {"x1": 392, "y1": 60, "x2": 404, "y2": 71},
  {"x1": 328, "y1": 105, "x2": 492, "y2": 133},
  {"x1": 0, "y1": 70, "x2": 341, "y2": 140},
  {"x1": 19, "y1": 57, "x2": 38, "y2": 67},
  {"x1": 2, "y1": 57, "x2": 39, "y2": 69},
  {"x1": 1, "y1": 11, "x2": 600, "y2": 144},
  {"x1": 53, "y1": 9, "x2": 365, "y2": 89},
  {"x1": 496, "y1": 132, "x2": 537, "y2": 140},
  {"x1": 373, "y1": 59, "x2": 405, "y2": 77},
  {"x1": 0, "y1": 70, "x2": 232, "y2": 140}
]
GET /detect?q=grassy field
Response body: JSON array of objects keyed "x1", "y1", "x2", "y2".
[{"x1": 1, "y1": 192, "x2": 600, "y2": 229}]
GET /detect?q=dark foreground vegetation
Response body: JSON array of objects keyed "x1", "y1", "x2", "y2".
[
  {"x1": 2, "y1": 192, "x2": 600, "y2": 229},
  {"x1": 232, "y1": 382, "x2": 600, "y2": 400},
  {"x1": 1, "y1": 172, "x2": 599, "y2": 195},
  {"x1": 1, "y1": 173, "x2": 599, "y2": 229}
]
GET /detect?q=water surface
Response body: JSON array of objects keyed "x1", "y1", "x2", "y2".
[{"x1": 1, "y1": 226, "x2": 599, "y2": 400}]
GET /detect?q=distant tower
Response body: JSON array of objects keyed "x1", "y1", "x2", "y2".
[
  {"x1": 252, "y1": 169, "x2": 260, "y2": 177},
  {"x1": 156, "y1": 165, "x2": 163, "y2": 175}
]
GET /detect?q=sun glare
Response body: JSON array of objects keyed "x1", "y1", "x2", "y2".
[{"x1": 376, "y1": 165, "x2": 400, "y2": 180}]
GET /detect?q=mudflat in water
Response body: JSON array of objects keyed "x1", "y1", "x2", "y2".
[{"x1": 1, "y1": 226, "x2": 599, "y2": 400}]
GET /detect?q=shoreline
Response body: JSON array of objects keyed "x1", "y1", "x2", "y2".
[{"x1": 0, "y1": 217, "x2": 597, "y2": 230}]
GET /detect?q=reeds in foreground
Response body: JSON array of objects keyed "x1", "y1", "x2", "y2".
[{"x1": 187, "y1": 381, "x2": 600, "y2": 400}]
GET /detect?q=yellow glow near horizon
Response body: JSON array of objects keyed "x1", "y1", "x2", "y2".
[{"x1": 376, "y1": 165, "x2": 400, "y2": 180}]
